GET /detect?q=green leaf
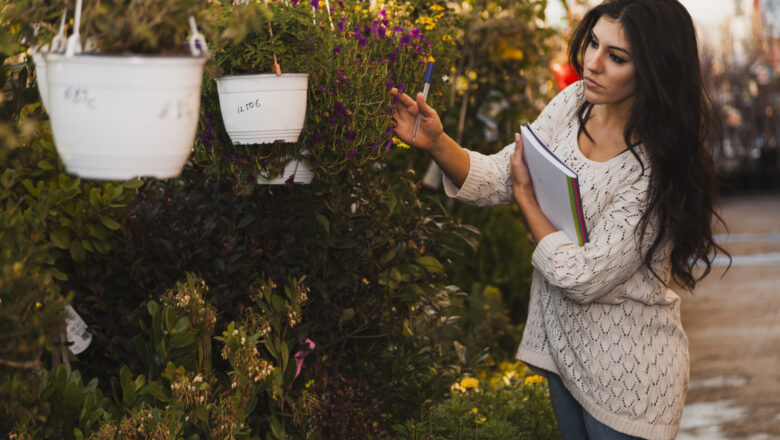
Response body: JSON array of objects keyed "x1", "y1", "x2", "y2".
[
  {"x1": 145, "y1": 380, "x2": 170, "y2": 403},
  {"x1": 196, "y1": 404, "x2": 209, "y2": 423},
  {"x1": 120, "y1": 365, "x2": 136, "y2": 407},
  {"x1": 50, "y1": 229, "x2": 71, "y2": 249},
  {"x1": 416, "y1": 256, "x2": 443, "y2": 273},
  {"x1": 169, "y1": 331, "x2": 197, "y2": 350},
  {"x1": 339, "y1": 308, "x2": 355, "y2": 324},
  {"x1": 386, "y1": 190, "x2": 398, "y2": 214},
  {"x1": 89, "y1": 188, "x2": 101, "y2": 208},
  {"x1": 315, "y1": 214, "x2": 330, "y2": 232},
  {"x1": 123, "y1": 179, "x2": 144, "y2": 189},
  {"x1": 97, "y1": 214, "x2": 120, "y2": 230},
  {"x1": 38, "y1": 160, "x2": 54, "y2": 170},
  {"x1": 69, "y1": 240, "x2": 86, "y2": 263}
]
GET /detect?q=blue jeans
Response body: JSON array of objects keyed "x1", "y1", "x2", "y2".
[{"x1": 546, "y1": 373, "x2": 644, "y2": 440}]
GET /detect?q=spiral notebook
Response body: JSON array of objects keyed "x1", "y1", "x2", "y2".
[{"x1": 520, "y1": 124, "x2": 589, "y2": 246}]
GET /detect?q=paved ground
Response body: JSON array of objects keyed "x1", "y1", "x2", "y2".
[{"x1": 677, "y1": 192, "x2": 780, "y2": 440}]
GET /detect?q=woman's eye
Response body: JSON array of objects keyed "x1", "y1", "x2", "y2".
[
  {"x1": 589, "y1": 37, "x2": 598, "y2": 48},
  {"x1": 610, "y1": 54, "x2": 627, "y2": 64}
]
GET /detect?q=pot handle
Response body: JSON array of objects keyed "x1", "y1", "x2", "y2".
[
  {"x1": 188, "y1": 16, "x2": 210, "y2": 57},
  {"x1": 64, "y1": 0, "x2": 84, "y2": 56}
]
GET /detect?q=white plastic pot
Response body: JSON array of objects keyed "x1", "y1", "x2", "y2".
[
  {"x1": 32, "y1": 51, "x2": 51, "y2": 112},
  {"x1": 215, "y1": 73, "x2": 309, "y2": 145},
  {"x1": 44, "y1": 53, "x2": 208, "y2": 179},
  {"x1": 256, "y1": 150, "x2": 314, "y2": 185}
]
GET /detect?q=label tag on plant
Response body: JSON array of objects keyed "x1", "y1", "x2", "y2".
[{"x1": 64, "y1": 304, "x2": 93, "y2": 354}]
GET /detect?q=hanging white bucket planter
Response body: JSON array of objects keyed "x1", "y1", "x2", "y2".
[
  {"x1": 32, "y1": 51, "x2": 51, "y2": 111},
  {"x1": 45, "y1": 53, "x2": 207, "y2": 179},
  {"x1": 215, "y1": 73, "x2": 309, "y2": 145},
  {"x1": 44, "y1": 2, "x2": 209, "y2": 180},
  {"x1": 256, "y1": 149, "x2": 314, "y2": 185}
]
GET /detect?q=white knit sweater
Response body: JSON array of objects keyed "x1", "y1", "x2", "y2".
[{"x1": 443, "y1": 82, "x2": 689, "y2": 440}]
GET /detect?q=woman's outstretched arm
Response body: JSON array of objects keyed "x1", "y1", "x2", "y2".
[{"x1": 391, "y1": 88, "x2": 470, "y2": 187}]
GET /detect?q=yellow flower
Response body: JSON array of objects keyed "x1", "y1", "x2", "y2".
[
  {"x1": 442, "y1": 34, "x2": 452, "y2": 42},
  {"x1": 475, "y1": 416, "x2": 487, "y2": 425},
  {"x1": 427, "y1": 55, "x2": 436, "y2": 63},
  {"x1": 524, "y1": 375, "x2": 544, "y2": 385},
  {"x1": 470, "y1": 407, "x2": 479, "y2": 414},
  {"x1": 354, "y1": 5, "x2": 362, "y2": 13},
  {"x1": 394, "y1": 138, "x2": 411, "y2": 149},
  {"x1": 477, "y1": 370, "x2": 487, "y2": 380},
  {"x1": 430, "y1": 4, "x2": 445, "y2": 11},
  {"x1": 460, "y1": 377, "x2": 479, "y2": 389},
  {"x1": 499, "y1": 361, "x2": 513, "y2": 372}
]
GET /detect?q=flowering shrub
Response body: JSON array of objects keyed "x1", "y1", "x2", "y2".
[
  {"x1": 195, "y1": 0, "x2": 459, "y2": 188},
  {"x1": 392, "y1": 361, "x2": 560, "y2": 440}
]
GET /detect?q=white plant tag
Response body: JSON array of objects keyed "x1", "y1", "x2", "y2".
[{"x1": 64, "y1": 304, "x2": 92, "y2": 354}]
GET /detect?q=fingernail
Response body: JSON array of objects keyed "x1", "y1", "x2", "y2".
[{"x1": 515, "y1": 132, "x2": 520, "y2": 142}]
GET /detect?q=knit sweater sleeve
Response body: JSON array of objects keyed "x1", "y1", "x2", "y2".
[
  {"x1": 442, "y1": 82, "x2": 579, "y2": 206},
  {"x1": 530, "y1": 168, "x2": 654, "y2": 304}
]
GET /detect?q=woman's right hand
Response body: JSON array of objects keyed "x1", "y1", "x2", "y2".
[{"x1": 390, "y1": 88, "x2": 444, "y2": 151}]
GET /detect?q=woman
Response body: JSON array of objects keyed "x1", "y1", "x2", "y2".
[{"x1": 391, "y1": 0, "x2": 729, "y2": 439}]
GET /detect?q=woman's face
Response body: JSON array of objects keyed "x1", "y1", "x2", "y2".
[{"x1": 582, "y1": 16, "x2": 637, "y2": 108}]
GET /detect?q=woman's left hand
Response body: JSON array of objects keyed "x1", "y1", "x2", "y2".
[{"x1": 510, "y1": 132, "x2": 535, "y2": 203}]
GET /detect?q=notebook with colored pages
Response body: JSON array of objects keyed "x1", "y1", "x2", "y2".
[{"x1": 520, "y1": 124, "x2": 589, "y2": 246}]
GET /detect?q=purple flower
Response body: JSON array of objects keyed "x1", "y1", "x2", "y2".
[
  {"x1": 385, "y1": 138, "x2": 393, "y2": 151},
  {"x1": 373, "y1": 140, "x2": 381, "y2": 150},
  {"x1": 387, "y1": 51, "x2": 397, "y2": 62},
  {"x1": 291, "y1": 0, "x2": 298, "y2": 5},
  {"x1": 337, "y1": 20, "x2": 345, "y2": 32},
  {"x1": 385, "y1": 79, "x2": 394, "y2": 90},
  {"x1": 338, "y1": 0, "x2": 344, "y2": 8},
  {"x1": 345, "y1": 130, "x2": 357, "y2": 142},
  {"x1": 231, "y1": 154, "x2": 245, "y2": 164},
  {"x1": 312, "y1": 132, "x2": 323, "y2": 143},
  {"x1": 380, "y1": 9, "x2": 387, "y2": 18},
  {"x1": 348, "y1": 149, "x2": 356, "y2": 158},
  {"x1": 410, "y1": 27, "x2": 422, "y2": 38},
  {"x1": 393, "y1": 26, "x2": 403, "y2": 34},
  {"x1": 378, "y1": 26, "x2": 387, "y2": 39},
  {"x1": 333, "y1": 102, "x2": 348, "y2": 117},
  {"x1": 399, "y1": 34, "x2": 411, "y2": 46},
  {"x1": 328, "y1": 115, "x2": 338, "y2": 125},
  {"x1": 333, "y1": 45, "x2": 341, "y2": 54},
  {"x1": 358, "y1": 36, "x2": 368, "y2": 47},
  {"x1": 397, "y1": 81, "x2": 405, "y2": 92},
  {"x1": 387, "y1": 105, "x2": 393, "y2": 115},
  {"x1": 320, "y1": 87, "x2": 327, "y2": 92},
  {"x1": 285, "y1": 175, "x2": 296, "y2": 185},
  {"x1": 310, "y1": 0, "x2": 320, "y2": 11}
]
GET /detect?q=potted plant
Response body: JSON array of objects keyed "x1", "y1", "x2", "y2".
[
  {"x1": 36, "y1": 0, "x2": 220, "y2": 180},
  {"x1": 205, "y1": 0, "x2": 324, "y2": 185},
  {"x1": 196, "y1": 0, "x2": 458, "y2": 189}
]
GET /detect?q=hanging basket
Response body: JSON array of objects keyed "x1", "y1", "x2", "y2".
[
  {"x1": 44, "y1": 1, "x2": 210, "y2": 180},
  {"x1": 255, "y1": 149, "x2": 314, "y2": 185},
  {"x1": 45, "y1": 53, "x2": 208, "y2": 179},
  {"x1": 215, "y1": 72, "x2": 309, "y2": 145}
]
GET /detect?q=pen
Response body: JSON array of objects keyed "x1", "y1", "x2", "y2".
[{"x1": 412, "y1": 61, "x2": 435, "y2": 143}]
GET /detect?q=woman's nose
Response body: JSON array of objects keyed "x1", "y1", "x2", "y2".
[{"x1": 585, "y1": 50, "x2": 604, "y2": 73}]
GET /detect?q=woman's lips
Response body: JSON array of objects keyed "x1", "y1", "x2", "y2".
[{"x1": 584, "y1": 77, "x2": 603, "y2": 89}]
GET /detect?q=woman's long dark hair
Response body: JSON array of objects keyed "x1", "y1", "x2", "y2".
[{"x1": 569, "y1": 0, "x2": 729, "y2": 290}]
